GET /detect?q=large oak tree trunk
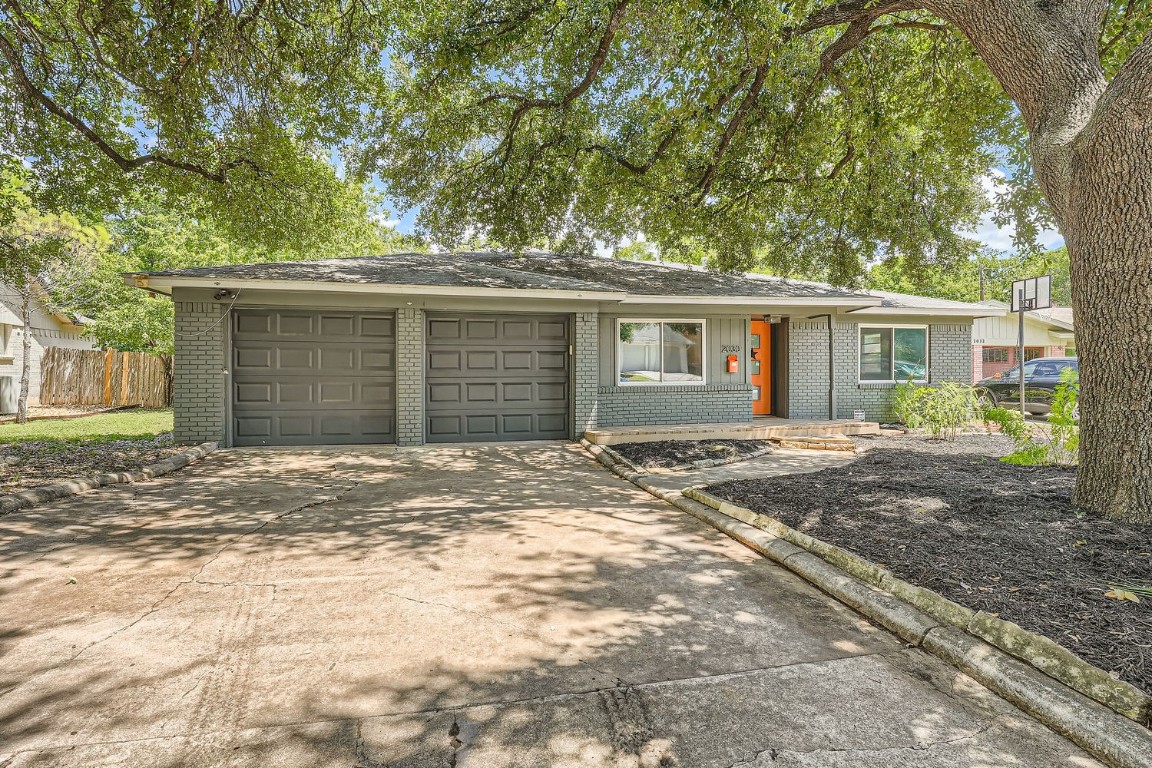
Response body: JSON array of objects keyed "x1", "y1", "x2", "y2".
[
  {"x1": 937, "y1": 5, "x2": 1152, "y2": 522},
  {"x1": 1063, "y1": 72, "x2": 1152, "y2": 523}
]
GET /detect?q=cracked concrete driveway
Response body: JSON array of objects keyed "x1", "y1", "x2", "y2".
[{"x1": 0, "y1": 442, "x2": 1102, "y2": 767}]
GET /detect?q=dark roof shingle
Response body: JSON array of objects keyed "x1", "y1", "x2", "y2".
[{"x1": 141, "y1": 251, "x2": 869, "y2": 300}]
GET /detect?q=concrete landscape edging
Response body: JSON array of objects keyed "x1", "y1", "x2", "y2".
[
  {"x1": 579, "y1": 439, "x2": 1152, "y2": 768},
  {"x1": 680, "y1": 486, "x2": 1152, "y2": 728},
  {"x1": 0, "y1": 441, "x2": 218, "y2": 515}
]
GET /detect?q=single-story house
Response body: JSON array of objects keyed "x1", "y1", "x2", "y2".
[
  {"x1": 971, "y1": 300, "x2": 1076, "y2": 382},
  {"x1": 0, "y1": 282, "x2": 95, "y2": 412},
  {"x1": 127, "y1": 252, "x2": 1003, "y2": 447}
]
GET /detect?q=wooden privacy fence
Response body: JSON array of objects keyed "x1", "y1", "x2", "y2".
[{"x1": 40, "y1": 347, "x2": 173, "y2": 408}]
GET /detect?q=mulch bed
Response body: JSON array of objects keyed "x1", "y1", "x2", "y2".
[
  {"x1": 0, "y1": 435, "x2": 182, "y2": 494},
  {"x1": 704, "y1": 434, "x2": 1152, "y2": 696},
  {"x1": 610, "y1": 439, "x2": 773, "y2": 470}
]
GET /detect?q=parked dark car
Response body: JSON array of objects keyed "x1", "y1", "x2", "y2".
[{"x1": 976, "y1": 356, "x2": 1079, "y2": 416}]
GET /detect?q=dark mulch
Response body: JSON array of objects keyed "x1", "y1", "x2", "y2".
[
  {"x1": 0, "y1": 434, "x2": 181, "y2": 494},
  {"x1": 611, "y1": 439, "x2": 773, "y2": 470},
  {"x1": 705, "y1": 434, "x2": 1152, "y2": 696}
]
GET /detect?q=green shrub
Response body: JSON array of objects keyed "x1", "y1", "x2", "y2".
[
  {"x1": 982, "y1": 369, "x2": 1079, "y2": 466},
  {"x1": 892, "y1": 381, "x2": 980, "y2": 440}
]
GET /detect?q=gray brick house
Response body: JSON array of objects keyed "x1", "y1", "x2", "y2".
[{"x1": 128, "y1": 253, "x2": 1001, "y2": 446}]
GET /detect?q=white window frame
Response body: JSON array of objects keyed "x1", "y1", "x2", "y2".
[
  {"x1": 616, "y1": 318, "x2": 707, "y2": 386},
  {"x1": 858, "y1": 324, "x2": 929, "y2": 384}
]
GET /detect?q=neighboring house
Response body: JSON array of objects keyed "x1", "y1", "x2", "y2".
[
  {"x1": 971, "y1": 299, "x2": 1076, "y2": 382},
  {"x1": 127, "y1": 252, "x2": 1002, "y2": 446},
  {"x1": 0, "y1": 282, "x2": 95, "y2": 410}
]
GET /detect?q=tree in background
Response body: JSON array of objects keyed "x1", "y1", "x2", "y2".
[
  {"x1": 867, "y1": 246, "x2": 1072, "y2": 305},
  {"x1": 65, "y1": 188, "x2": 426, "y2": 356},
  {"x1": 0, "y1": 169, "x2": 107, "y2": 422},
  {"x1": 0, "y1": 0, "x2": 397, "y2": 255}
]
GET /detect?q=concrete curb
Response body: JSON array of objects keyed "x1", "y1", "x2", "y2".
[
  {"x1": 681, "y1": 487, "x2": 1152, "y2": 728},
  {"x1": 579, "y1": 440, "x2": 1152, "y2": 768},
  {"x1": 0, "y1": 442, "x2": 218, "y2": 515}
]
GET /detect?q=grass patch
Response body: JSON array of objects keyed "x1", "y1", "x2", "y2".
[{"x1": 0, "y1": 409, "x2": 174, "y2": 445}]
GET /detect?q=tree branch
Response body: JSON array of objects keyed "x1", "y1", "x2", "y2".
[
  {"x1": 1080, "y1": 31, "x2": 1152, "y2": 142},
  {"x1": 474, "y1": 0, "x2": 630, "y2": 165},
  {"x1": 0, "y1": 29, "x2": 261, "y2": 184},
  {"x1": 694, "y1": 0, "x2": 920, "y2": 198}
]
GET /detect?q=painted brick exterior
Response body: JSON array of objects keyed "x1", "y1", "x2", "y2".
[
  {"x1": 787, "y1": 319, "x2": 832, "y2": 419},
  {"x1": 788, "y1": 317, "x2": 973, "y2": 422},
  {"x1": 395, "y1": 307, "x2": 424, "y2": 445},
  {"x1": 573, "y1": 312, "x2": 599, "y2": 434},
  {"x1": 589, "y1": 384, "x2": 753, "y2": 427},
  {"x1": 170, "y1": 298, "x2": 975, "y2": 444},
  {"x1": 173, "y1": 301, "x2": 227, "y2": 444}
]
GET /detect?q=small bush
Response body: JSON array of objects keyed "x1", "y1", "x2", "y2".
[
  {"x1": 982, "y1": 369, "x2": 1079, "y2": 466},
  {"x1": 893, "y1": 381, "x2": 981, "y2": 440}
]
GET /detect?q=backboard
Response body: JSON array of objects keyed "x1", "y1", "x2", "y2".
[{"x1": 1010, "y1": 275, "x2": 1052, "y2": 312}]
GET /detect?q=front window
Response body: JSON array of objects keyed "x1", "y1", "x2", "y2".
[
  {"x1": 618, "y1": 320, "x2": 704, "y2": 384},
  {"x1": 982, "y1": 347, "x2": 1010, "y2": 364},
  {"x1": 859, "y1": 326, "x2": 928, "y2": 382}
]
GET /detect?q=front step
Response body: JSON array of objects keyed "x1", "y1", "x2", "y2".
[{"x1": 582, "y1": 419, "x2": 880, "y2": 446}]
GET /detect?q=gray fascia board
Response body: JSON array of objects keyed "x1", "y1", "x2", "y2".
[
  {"x1": 843, "y1": 305, "x2": 1007, "y2": 317},
  {"x1": 616, "y1": 296, "x2": 882, "y2": 307}
]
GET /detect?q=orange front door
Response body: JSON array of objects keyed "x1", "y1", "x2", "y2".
[{"x1": 750, "y1": 320, "x2": 772, "y2": 415}]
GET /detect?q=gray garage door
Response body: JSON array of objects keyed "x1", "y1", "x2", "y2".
[
  {"x1": 425, "y1": 314, "x2": 570, "y2": 442},
  {"x1": 232, "y1": 309, "x2": 396, "y2": 446}
]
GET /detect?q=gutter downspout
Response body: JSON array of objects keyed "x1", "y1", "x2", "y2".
[{"x1": 807, "y1": 313, "x2": 837, "y2": 420}]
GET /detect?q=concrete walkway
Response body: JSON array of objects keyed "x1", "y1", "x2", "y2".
[
  {"x1": 638, "y1": 447, "x2": 853, "y2": 496},
  {"x1": 0, "y1": 443, "x2": 1099, "y2": 767}
]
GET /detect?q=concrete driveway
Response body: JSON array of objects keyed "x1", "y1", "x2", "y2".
[{"x1": 0, "y1": 442, "x2": 1100, "y2": 767}]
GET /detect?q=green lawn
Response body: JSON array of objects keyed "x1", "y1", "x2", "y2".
[{"x1": 0, "y1": 409, "x2": 174, "y2": 445}]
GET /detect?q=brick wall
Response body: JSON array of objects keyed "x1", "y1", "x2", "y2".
[
  {"x1": 787, "y1": 319, "x2": 832, "y2": 418},
  {"x1": 972, "y1": 344, "x2": 984, "y2": 383},
  {"x1": 589, "y1": 384, "x2": 753, "y2": 427},
  {"x1": 788, "y1": 317, "x2": 974, "y2": 422},
  {"x1": 395, "y1": 307, "x2": 424, "y2": 445},
  {"x1": 173, "y1": 301, "x2": 227, "y2": 444},
  {"x1": 928, "y1": 323, "x2": 975, "y2": 385},
  {"x1": 573, "y1": 312, "x2": 599, "y2": 433}
]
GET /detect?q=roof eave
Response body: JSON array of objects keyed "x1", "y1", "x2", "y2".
[
  {"x1": 616, "y1": 295, "x2": 882, "y2": 307},
  {"x1": 844, "y1": 306, "x2": 1007, "y2": 317},
  {"x1": 128, "y1": 275, "x2": 627, "y2": 302}
]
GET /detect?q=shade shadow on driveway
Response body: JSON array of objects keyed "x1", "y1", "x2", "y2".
[{"x1": 0, "y1": 442, "x2": 1101, "y2": 767}]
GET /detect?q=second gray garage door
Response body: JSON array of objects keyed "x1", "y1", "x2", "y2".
[
  {"x1": 232, "y1": 309, "x2": 396, "y2": 446},
  {"x1": 425, "y1": 314, "x2": 570, "y2": 442}
]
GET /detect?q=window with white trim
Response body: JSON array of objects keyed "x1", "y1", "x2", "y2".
[
  {"x1": 618, "y1": 320, "x2": 705, "y2": 384},
  {"x1": 859, "y1": 326, "x2": 928, "y2": 382}
]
